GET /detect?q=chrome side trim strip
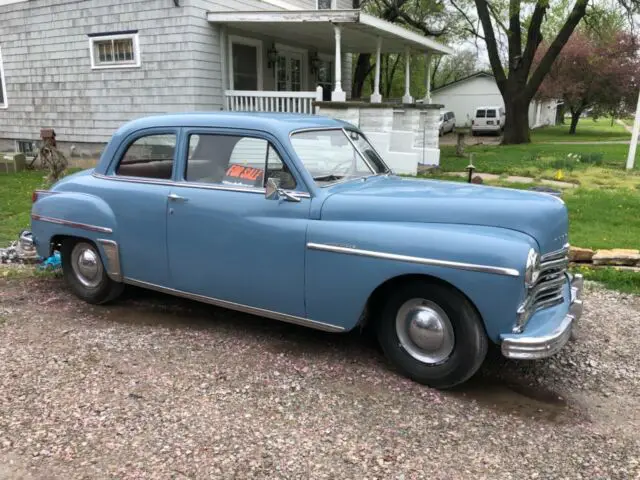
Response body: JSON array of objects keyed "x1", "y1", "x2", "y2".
[
  {"x1": 92, "y1": 173, "x2": 172, "y2": 186},
  {"x1": 97, "y1": 239, "x2": 122, "y2": 282},
  {"x1": 123, "y1": 278, "x2": 345, "y2": 333},
  {"x1": 92, "y1": 173, "x2": 311, "y2": 198},
  {"x1": 31, "y1": 214, "x2": 113, "y2": 234},
  {"x1": 307, "y1": 243, "x2": 520, "y2": 277}
]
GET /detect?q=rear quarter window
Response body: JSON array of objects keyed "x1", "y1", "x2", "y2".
[{"x1": 116, "y1": 134, "x2": 176, "y2": 180}]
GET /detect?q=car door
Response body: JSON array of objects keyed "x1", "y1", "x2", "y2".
[
  {"x1": 97, "y1": 129, "x2": 177, "y2": 285},
  {"x1": 166, "y1": 128, "x2": 311, "y2": 318}
]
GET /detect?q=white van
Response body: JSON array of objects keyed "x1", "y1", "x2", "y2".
[{"x1": 471, "y1": 106, "x2": 505, "y2": 135}]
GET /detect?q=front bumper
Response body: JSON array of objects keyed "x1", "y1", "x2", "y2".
[{"x1": 501, "y1": 274, "x2": 584, "y2": 360}]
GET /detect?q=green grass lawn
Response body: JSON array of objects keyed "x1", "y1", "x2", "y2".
[
  {"x1": 442, "y1": 116, "x2": 638, "y2": 184},
  {"x1": 0, "y1": 171, "x2": 46, "y2": 244},
  {"x1": 530, "y1": 117, "x2": 631, "y2": 143},
  {"x1": 571, "y1": 265, "x2": 640, "y2": 295},
  {"x1": 441, "y1": 143, "x2": 637, "y2": 176},
  {"x1": 563, "y1": 188, "x2": 640, "y2": 250},
  {"x1": 440, "y1": 142, "x2": 640, "y2": 190}
]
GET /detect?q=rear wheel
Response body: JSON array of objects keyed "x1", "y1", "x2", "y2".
[
  {"x1": 376, "y1": 280, "x2": 488, "y2": 389},
  {"x1": 61, "y1": 239, "x2": 123, "y2": 304}
]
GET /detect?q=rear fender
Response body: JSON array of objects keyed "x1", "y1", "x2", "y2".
[{"x1": 31, "y1": 192, "x2": 120, "y2": 277}]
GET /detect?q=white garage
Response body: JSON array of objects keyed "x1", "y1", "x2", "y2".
[{"x1": 430, "y1": 72, "x2": 560, "y2": 129}]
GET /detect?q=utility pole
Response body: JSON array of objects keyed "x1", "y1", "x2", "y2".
[{"x1": 626, "y1": 89, "x2": 640, "y2": 170}]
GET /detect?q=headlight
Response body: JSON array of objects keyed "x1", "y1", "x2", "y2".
[{"x1": 524, "y1": 248, "x2": 541, "y2": 287}]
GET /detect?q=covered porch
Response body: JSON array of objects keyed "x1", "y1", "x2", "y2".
[{"x1": 207, "y1": 9, "x2": 453, "y2": 171}]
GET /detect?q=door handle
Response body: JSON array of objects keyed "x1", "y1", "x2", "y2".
[{"x1": 168, "y1": 193, "x2": 188, "y2": 202}]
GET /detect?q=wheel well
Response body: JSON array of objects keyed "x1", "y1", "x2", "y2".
[
  {"x1": 49, "y1": 235, "x2": 91, "y2": 256},
  {"x1": 358, "y1": 273, "x2": 483, "y2": 331}
]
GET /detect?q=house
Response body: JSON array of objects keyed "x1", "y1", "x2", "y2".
[
  {"x1": 430, "y1": 72, "x2": 561, "y2": 129},
  {"x1": 0, "y1": 0, "x2": 452, "y2": 174}
]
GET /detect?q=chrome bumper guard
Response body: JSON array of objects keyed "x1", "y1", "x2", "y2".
[{"x1": 501, "y1": 274, "x2": 583, "y2": 360}]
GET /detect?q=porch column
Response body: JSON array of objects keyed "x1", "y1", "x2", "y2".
[
  {"x1": 423, "y1": 52, "x2": 432, "y2": 103},
  {"x1": 402, "y1": 46, "x2": 413, "y2": 104},
  {"x1": 371, "y1": 37, "x2": 382, "y2": 103},
  {"x1": 332, "y1": 25, "x2": 346, "y2": 102}
]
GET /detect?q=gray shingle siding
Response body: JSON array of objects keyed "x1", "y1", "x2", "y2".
[
  {"x1": 0, "y1": 0, "x2": 203, "y2": 146},
  {"x1": 0, "y1": 0, "x2": 356, "y2": 151},
  {"x1": 0, "y1": 0, "x2": 278, "y2": 147}
]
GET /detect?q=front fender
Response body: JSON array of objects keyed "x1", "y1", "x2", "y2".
[
  {"x1": 31, "y1": 191, "x2": 117, "y2": 258},
  {"x1": 305, "y1": 221, "x2": 535, "y2": 341}
]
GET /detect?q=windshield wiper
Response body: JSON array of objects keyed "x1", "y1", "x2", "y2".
[{"x1": 313, "y1": 174, "x2": 344, "y2": 182}]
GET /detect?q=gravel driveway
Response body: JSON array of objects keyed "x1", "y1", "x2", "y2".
[{"x1": 0, "y1": 276, "x2": 638, "y2": 479}]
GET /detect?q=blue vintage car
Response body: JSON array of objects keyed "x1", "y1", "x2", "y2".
[{"x1": 30, "y1": 112, "x2": 583, "y2": 389}]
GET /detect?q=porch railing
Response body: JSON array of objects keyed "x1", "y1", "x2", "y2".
[{"x1": 224, "y1": 87, "x2": 323, "y2": 114}]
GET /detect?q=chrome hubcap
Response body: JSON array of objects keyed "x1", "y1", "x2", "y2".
[
  {"x1": 71, "y1": 243, "x2": 103, "y2": 289},
  {"x1": 395, "y1": 298, "x2": 455, "y2": 364}
]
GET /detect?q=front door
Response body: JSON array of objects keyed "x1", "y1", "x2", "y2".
[
  {"x1": 276, "y1": 51, "x2": 303, "y2": 92},
  {"x1": 166, "y1": 129, "x2": 311, "y2": 318}
]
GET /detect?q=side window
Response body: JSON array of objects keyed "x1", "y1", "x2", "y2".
[
  {"x1": 116, "y1": 134, "x2": 176, "y2": 180},
  {"x1": 476, "y1": 109, "x2": 486, "y2": 118},
  {"x1": 185, "y1": 134, "x2": 296, "y2": 190}
]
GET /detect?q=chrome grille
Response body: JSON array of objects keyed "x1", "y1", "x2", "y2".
[
  {"x1": 533, "y1": 248, "x2": 569, "y2": 309},
  {"x1": 515, "y1": 245, "x2": 569, "y2": 332}
]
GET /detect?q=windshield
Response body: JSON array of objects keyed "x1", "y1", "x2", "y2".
[{"x1": 290, "y1": 129, "x2": 389, "y2": 186}]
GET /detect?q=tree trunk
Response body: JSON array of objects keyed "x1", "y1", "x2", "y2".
[
  {"x1": 569, "y1": 111, "x2": 581, "y2": 134},
  {"x1": 455, "y1": 132, "x2": 466, "y2": 157},
  {"x1": 502, "y1": 97, "x2": 531, "y2": 144},
  {"x1": 352, "y1": 54, "x2": 372, "y2": 99}
]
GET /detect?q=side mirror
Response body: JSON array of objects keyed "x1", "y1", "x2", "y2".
[{"x1": 265, "y1": 177, "x2": 301, "y2": 203}]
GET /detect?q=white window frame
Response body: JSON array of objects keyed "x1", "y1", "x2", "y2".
[
  {"x1": 316, "y1": 0, "x2": 336, "y2": 9},
  {"x1": 228, "y1": 35, "x2": 263, "y2": 91},
  {"x1": 89, "y1": 33, "x2": 141, "y2": 70},
  {"x1": 0, "y1": 46, "x2": 7, "y2": 109}
]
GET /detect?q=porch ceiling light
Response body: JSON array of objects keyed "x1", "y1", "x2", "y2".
[{"x1": 267, "y1": 44, "x2": 278, "y2": 69}]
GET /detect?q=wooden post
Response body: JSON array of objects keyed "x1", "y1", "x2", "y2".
[{"x1": 626, "y1": 89, "x2": 640, "y2": 170}]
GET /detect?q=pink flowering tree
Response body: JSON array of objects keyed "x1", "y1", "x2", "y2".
[{"x1": 536, "y1": 30, "x2": 639, "y2": 134}]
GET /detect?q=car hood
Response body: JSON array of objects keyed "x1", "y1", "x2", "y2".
[{"x1": 320, "y1": 175, "x2": 569, "y2": 253}]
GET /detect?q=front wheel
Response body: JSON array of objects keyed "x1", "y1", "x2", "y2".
[
  {"x1": 61, "y1": 239, "x2": 124, "y2": 304},
  {"x1": 376, "y1": 280, "x2": 488, "y2": 389}
]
